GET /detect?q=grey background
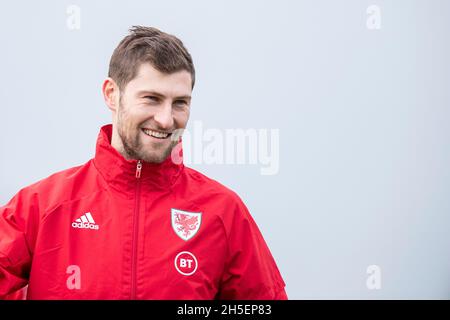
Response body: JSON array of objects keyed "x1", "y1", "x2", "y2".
[{"x1": 1, "y1": 0, "x2": 449, "y2": 299}]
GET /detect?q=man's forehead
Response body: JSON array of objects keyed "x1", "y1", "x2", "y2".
[{"x1": 129, "y1": 64, "x2": 192, "y2": 97}]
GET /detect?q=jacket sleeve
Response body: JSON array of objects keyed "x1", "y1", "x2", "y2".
[
  {"x1": 0, "y1": 189, "x2": 39, "y2": 299},
  {"x1": 218, "y1": 196, "x2": 288, "y2": 300}
]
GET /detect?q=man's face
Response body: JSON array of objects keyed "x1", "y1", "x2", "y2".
[{"x1": 111, "y1": 63, "x2": 192, "y2": 163}]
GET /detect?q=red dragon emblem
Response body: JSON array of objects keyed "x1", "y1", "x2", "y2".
[{"x1": 171, "y1": 209, "x2": 202, "y2": 241}]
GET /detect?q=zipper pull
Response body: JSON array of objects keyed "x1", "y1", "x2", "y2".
[{"x1": 136, "y1": 160, "x2": 142, "y2": 179}]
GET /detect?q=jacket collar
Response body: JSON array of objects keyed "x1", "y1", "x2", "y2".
[{"x1": 93, "y1": 124, "x2": 184, "y2": 192}]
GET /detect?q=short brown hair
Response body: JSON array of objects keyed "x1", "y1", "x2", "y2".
[{"x1": 108, "y1": 26, "x2": 195, "y2": 90}]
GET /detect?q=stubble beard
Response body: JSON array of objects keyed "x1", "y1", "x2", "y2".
[{"x1": 116, "y1": 101, "x2": 178, "y2": 164}]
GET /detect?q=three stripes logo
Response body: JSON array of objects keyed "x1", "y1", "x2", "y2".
[{"x1": 72, "y1": 212, "x2": 99, "y2": 230}]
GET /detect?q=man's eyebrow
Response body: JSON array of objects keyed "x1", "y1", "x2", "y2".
[
  {"x1": 137, "y1": 90, "x2": 191, "y2": 100},
  {"x1": 175, "y1": 95, "x2": 192, "y2": 101},
  {"x1": 137, "y1": 90, "x2": 164, "y2": 97}
]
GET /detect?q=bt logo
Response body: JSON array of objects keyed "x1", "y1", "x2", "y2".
[{"x1": 174, "y1": 251, "x2": 198, "y2": 276}]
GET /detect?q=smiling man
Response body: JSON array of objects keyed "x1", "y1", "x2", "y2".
[
  {"x1": 108, "y1": 64, "x2": 191, "y2": 164},
  {"x1": 0, "y1": 26, "x2": 287, "y2": 300}
]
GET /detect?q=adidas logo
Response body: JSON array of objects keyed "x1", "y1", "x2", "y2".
[{"x1": 71, "y1": 212, "x2": 99, "y2": 230}]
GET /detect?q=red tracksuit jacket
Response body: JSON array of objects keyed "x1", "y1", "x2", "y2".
[{"x1": 0, "y1": 124, "x2": 287, "y2": 299}]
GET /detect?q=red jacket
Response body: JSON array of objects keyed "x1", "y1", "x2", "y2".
[{"x1": 0, "y1": 124, "x2": 287, "y2": 300}]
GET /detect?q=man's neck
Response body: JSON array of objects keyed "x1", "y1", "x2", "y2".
[{"x1": 110, "y1": 128, "x2": 132, "y2": 160}]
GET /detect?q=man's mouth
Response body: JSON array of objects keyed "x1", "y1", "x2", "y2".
[{"x1": 142, "y1": 128, "x2": 172, "y2": 139}]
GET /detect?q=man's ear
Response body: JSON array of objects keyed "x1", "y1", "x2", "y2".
[{"x1": 102, "y1": 77, "x2": 119, "y2": 112}]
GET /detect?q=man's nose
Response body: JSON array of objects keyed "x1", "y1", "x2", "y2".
[{"x1": 153, "y1": 104, "x2": 174, "y2": 130}]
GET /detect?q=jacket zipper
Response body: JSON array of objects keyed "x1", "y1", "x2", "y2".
[{"x1": 131, "y1": 160, "x2": 142, "y2": 299}]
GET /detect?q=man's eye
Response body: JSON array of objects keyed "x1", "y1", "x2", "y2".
[
  {"x1": 174, "y1": 100, "x2": 187, "y2": 106},
  {"x1": 145, "y1": 96, "x2": 159, "y2": 102}
]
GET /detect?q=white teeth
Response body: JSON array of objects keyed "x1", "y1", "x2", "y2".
[{"x1": 143, "y1": 129, "x2": 170, "y2": 139}]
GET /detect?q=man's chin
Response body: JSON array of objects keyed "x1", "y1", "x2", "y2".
[
  {"x1": 137, "y1": 137, "x2": 176, "y2": 164},
  {"x1": 140, "y1": 149, "x2": 172, "y2": 164}
]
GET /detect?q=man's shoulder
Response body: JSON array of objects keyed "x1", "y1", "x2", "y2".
[
  {"x1": 26, "y1": 161, "x2": 93, "y2": 191},
  {"x1": 182, "y1": 166, "x2": 244, "y2": 206},
  {"x1": 182, "y1": 167, "x2": 257, "y2": 232},
  {"x1": 11, "y1": 160, "x2": 100, "y2": 209}
]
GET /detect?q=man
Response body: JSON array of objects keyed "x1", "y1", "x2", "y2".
[{"x1": 0, "y1": 26, "x2": 287, "y2": 299}]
